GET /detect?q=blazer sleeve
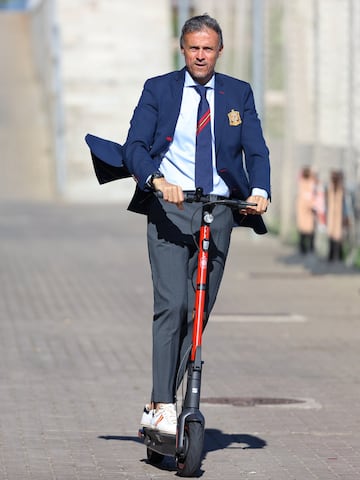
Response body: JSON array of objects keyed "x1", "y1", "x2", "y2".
[
  {"x1": 124, "y1": 79, "x2": 161, "y2": 189},
  {"x1": 241, "y1": 85, "x2": 271, "y2": 197},
  {"x1": 84, "y1": 133, "x2": 131, "y2": 184}
]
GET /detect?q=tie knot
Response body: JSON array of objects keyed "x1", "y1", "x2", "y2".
[{"x1": 194, "y1": 85, "x2": 208, "y2": 99}]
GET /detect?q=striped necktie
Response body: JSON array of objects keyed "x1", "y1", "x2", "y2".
[{"x1": 194, "y1": 85, "x2": 213, "y2": 194}]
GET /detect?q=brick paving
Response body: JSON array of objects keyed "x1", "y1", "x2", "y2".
[{"x1": 0, "y1": 201, "x2": 359, "y2": 479}]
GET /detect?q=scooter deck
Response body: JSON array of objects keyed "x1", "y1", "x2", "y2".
[{"x1": 140, "y1": 427, "x2": 176, "y2": 457}]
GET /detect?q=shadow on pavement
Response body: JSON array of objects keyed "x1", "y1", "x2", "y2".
[
  {"x1": 98, "y1": 430, "x2": 266, "y2": 476},
  {"x1": 278, "y1": 251, "x2": 359, "y2": 276},
  {"x1": 98, "y1": 429, "x2": 267, "y2": 451},
  {"x1": 98, "y1": 434, "x2": 143, "y2": 443},
  {"x1": 98, "y1": 428, "x2": 266, "y2": 455},
  {"x1": 204, "y1": 429, "x2": 267, "y2": 453}
]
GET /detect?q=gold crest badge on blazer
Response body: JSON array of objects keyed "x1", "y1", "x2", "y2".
[{"x1": 227, "y1": 109, "x2": 242, "y2": 126}]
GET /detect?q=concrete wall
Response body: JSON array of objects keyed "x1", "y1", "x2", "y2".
[
  {"x1": 0, "y1": 11, "x2": 56, "y2": 201},
  {"x1": 57, "y1": 0, "x2": 172, "y2": 202},
  {"x1": 0, "y1": 0, "x2": 172, "y2": 203}
]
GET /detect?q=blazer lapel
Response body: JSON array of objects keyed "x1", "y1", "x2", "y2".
[
  {"x1": 214, "y1": 74, "x2": 228, "y2": 154},
  {"x1": 168, "y1": 68, "x2": 186, "y2": 134}
]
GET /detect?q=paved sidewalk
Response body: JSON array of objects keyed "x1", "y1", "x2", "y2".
[{"x1": 0, "y1": 201, "x2": 359, "y2": 480}]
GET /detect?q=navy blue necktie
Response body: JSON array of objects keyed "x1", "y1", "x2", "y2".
[{"x1": 194, "y1": 85, "x2": 213, "y2": 194}]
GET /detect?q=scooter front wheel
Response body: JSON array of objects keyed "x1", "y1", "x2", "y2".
[{"x1": 177, "y1": 421, "x2": 204, "y2": 477}]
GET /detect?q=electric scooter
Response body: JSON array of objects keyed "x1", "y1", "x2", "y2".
[{"x1": 139, "y1": 188, "x2": 256, "y2": 477}]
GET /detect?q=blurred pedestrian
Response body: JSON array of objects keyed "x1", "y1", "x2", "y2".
[
  {"x1": 296, "y1": 166, "x2": 316, "y2": 255},
  {"x1": 326, "y1": 170, "x2": 349, "y2": 262}
]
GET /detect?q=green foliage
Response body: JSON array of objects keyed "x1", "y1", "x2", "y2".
[
  {"x1": 265, "y1": 105, "x2": 284, "y2": 139},
  {"x1": 354, "y1": 249, "x2": 360, "y2": 269}
]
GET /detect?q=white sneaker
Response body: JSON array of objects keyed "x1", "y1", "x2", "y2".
[
  {"x1": 151, "y1": 403, "x2": 177, "y2": 435},
  {"x1": 140, "y1": 404, "x2": 154, "y2": 429}
]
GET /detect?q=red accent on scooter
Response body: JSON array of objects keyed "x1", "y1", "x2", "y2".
[{"x1": 191, "y1": 224, "x2": 210, "y2": 362}]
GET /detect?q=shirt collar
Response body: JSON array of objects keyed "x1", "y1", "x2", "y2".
[{"x1": 184, "y1": 70, "x2": 215, "y2": 89}]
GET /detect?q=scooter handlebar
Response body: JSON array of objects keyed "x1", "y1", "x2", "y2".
[{"x1": 154, "y1": 190, "x2": 257, "y2": 209}]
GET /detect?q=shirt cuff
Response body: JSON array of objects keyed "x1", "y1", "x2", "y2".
[{"x1": 251, "y1": 188, "x2": 268, "y2": 199}]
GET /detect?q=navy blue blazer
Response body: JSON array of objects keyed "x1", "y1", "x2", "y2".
[
  {"x1": 124, "y1": 68, "x2": 270, "y2": 233},
  {"x1": 86, "y1": 68, "x2": 270, "y2": 234}
]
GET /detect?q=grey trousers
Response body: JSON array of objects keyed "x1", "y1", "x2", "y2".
[{"x1": 147, "y1": 197, "x2": 233, "y2": 403}]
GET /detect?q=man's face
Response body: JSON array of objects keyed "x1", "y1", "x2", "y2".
[{"x1": 181, "y1": 28, "x2": 223, "y2": 85}]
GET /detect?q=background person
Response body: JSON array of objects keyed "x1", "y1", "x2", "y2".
[
  {"x1": 326, "y1": 170, "x2": 349, "y2": 262},
  {"x1": 296, "y1": 166, "x2": 316, "y2": 255}
]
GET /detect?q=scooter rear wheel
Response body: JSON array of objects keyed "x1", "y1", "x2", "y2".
[
  {"x1": 146, "y1": 448, "x2": 164, "y2": 465},
  {"x1": 177, "y1": 421, "x2": 204, "y2": 477}
]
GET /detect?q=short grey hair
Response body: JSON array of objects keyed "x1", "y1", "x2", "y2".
[{"x1": 180, "y1": 14, "x2": 224, "y2": 50}]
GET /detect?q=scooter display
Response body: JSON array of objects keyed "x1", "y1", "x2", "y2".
[{"x1": 139, "y1": 188, "x2": 256, "y2": 477}]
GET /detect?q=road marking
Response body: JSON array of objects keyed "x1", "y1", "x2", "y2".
[
  {"x1": 211, "y1": 313, "x2": 307, "y2": 323},
  {"x1": 202, "y1": 397, "x2": 321, "y2": 410}
]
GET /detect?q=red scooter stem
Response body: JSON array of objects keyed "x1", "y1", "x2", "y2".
[{"x1": 191, "y1": 223, "x2": 210, "y2": 361}]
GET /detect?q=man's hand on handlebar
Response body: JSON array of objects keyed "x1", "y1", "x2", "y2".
[
  {"x1": 152, "y1": 179, "x2": 269, "y2": 215},
  {"x1": 241, "y1": 195, "x2": 269, "y2": 215},
  {"x1": 152, "y1": 177, "x2": 184, "y2": 210}
]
